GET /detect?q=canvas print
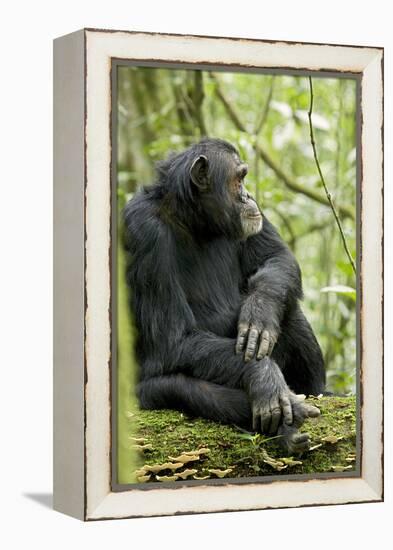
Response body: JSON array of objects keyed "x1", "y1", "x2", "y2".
[{"x1": 114, "y1": 66, "x2": 358, "y2": 486}]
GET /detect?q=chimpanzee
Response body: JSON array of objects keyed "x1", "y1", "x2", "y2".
[{"x1": 123, "y1": 138, "x2": 325, "y2": 454}]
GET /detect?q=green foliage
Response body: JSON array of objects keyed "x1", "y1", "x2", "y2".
[{"x1": 321, "y1": 285, "x2": 356, "y2": 301}]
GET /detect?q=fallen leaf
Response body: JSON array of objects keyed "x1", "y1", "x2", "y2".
[
  {"x1": 281, "y1": 457, "x2": 303, "y2": 466},
  {"x1": 134, "y1": 467, "x2": 148, "y2": 477},
  {"x1": 186, "y1": 448, "x2": 210, "y2": 456},
  {"x1": 261, "y1": 449, "x2": 288, "y2": 471},
  {"x1": 176, "y1": 469, "x2": 198, "y2": 480},
  {"x1": 138, "y1": 462, "x2": 184, "y2": 474},
  {"x1": 168, "y1": 454, "x2": 200, "y2": 464},
  {"x1": 193, "y1": 475, "x2": 210, "y2": 480},
  {"x1": 137, "y1": 475, "x2": 151, "y2": 483},
  {"x1": 309, "y1": 443, "x2": 323, "y2": 451},
  {"x1": 208, "y1": 468, "x2": 233, "y2": 478},
  {"x1": 132, "y1": 444, "x2": 154, "y2": 452},
  {"x1": 332, "y1": 465, "x2": 353, "y2": 472},
  {"x1": 263, "y1": 458, "x2": 288, "y2": 471},
  {"x1": 155, "y1": 475, "x2": 178, "y2": 482}
]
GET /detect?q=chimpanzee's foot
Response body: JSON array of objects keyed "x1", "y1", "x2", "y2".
[
  {"x1": 277, "y1": 394, "x2": 320, "y2": 454},
  {"x1": 289, "y1": 393, "x2": 320, "y2": 426},
  {"x1": 277, "y1": 423, "x2": 311, "y2": 455}
]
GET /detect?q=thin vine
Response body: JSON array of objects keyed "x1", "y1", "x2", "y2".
[{"x1": 307, "y1": 77, "x2": 356, "y2": 275}]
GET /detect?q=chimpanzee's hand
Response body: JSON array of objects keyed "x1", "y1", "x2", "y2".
[{"x1": 236, "y1": 295, "x2": 279, "y2": 361}]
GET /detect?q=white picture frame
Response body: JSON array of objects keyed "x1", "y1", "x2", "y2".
[{"x1": 53, "y1": 28, "x2": 383, "y2": 521}]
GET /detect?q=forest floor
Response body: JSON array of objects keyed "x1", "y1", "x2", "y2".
[{"x1": 127, "y1": 395, "x2": 357, "y2": 483}]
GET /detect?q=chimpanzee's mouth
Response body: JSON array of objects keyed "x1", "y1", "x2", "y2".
[{"x1": 247, "y1": 213, "x2": 262, "y2": 220}]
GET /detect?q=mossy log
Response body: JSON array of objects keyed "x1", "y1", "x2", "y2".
[{"x1": 130, "y1": 396, "x2": 356, "y2": 483}]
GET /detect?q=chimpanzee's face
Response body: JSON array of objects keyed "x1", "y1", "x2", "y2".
[
  {"x1": 189, "y1": 149, "x2": 263, "y2": 240},
  {"x1": 227, "y1": 154, "x2": 263, "y2": 239}
]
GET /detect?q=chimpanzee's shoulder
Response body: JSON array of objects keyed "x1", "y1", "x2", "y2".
[
  {"x1": 122, "y1": 189, "x2": 165, "y2": 250},
  {"x1": 123, "y1": 185, "x2": 159, "y2": 216}
]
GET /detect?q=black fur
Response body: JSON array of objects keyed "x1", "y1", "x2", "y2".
[{"x1": 123, "y1": 138, "x2": 325, "y2": 451}]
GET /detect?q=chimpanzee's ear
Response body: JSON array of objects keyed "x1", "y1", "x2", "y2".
[{"x1": 190, "y1": 155, "x2": 209, "y2": 190}]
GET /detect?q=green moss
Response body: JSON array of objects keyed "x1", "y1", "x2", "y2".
[{"x1": 123, "y1": 396, "x2": 356, "y2": 483}]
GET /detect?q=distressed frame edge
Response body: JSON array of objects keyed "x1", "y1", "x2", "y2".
[
  {"x1": 358, "y1": 49, "x2": 384, "y2": 500},
  {"x1": 87, "y1": 479, "x2": 381, "y2": 521},
  {"x1": 74, "y1": 29, "x2": 382, "y2": 521}
]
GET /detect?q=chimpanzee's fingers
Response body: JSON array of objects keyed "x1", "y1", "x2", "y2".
[
  {"x1": 236, "y1": 323, "x2": 249, "y2": 354},
  {"x1": 267, "y1": 338, "x2": 276, "y2": 356},
  {"x1": 292, "y1": 432, "x2": 309, "y2": 444},
  {"x1": 244, "y1": 326, "x2": 259, "y2": 362},
  {"x1": 256, "y1": 330, "x2": 270, "y2": 359},
  {"x1": 304, "y1": 404, "x2": 320, "y2": 418},
  {"x1": 291, "y1": 432, "x2": 310, "y2": 453},
  {"x1": 252, "y1": 407, "x2": 260, "y2": 432},
  {"x1": 269, "y1": 398, "x2": 281, "y2": 434},
  {"x1": 280, "y1": 394, "x2": 293, "y2": 426},
  {"x1": 260, "y1": 407, "x2": 271, "y2": 434}
]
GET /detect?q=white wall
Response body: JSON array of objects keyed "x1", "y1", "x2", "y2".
[{"x1": 1, "y1": 1, "x2": 391, "y2": 548}]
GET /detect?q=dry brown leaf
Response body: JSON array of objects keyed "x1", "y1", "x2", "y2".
[
  {"x1": 281, "y1": 457, "x2": 303, "y2": 466},
  {"x1": 208, "y1": 468, "x2": 233, "y2": 478},
  {"x1": 155, "y1": 475, "x2": 178, "y2": 482},
  {"x1": 142, "y1": 462, "x2": 183, "y2": 474},
  {"x1": 132, "y1": 444, "x2": 154, "y2": 451},
  {"x1": 260, "y1": 449, "x2": 288, "y2": 471},
  {"x1": 176, "y1": 469, "x2": 198, "y2": 480},
  {"x1": 309, "y1": 443, "x2": 323, "y2": 451},
  {"x1": 263, "y1": 458, "x2": 288, "y2": 471},
  {"x1": 137, "y1": 475, "x2": 151, "y2": 483},
  {"x1": 168, "y1": 454, "x2": 200, "y2": 464},
  {"x1": 184, "y1": 448, "x2": 210, "y2": 456},
  {"x1": 332, "y1": 465, "x2": 353, "y2": 472},
  {"x1": 134, "y1": 467, "x2": 148, "y2": 477}
]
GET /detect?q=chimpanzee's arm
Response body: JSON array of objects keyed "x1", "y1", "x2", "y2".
[{"x1": 237, "y1": 215, "x2": 303, "y2": 361}]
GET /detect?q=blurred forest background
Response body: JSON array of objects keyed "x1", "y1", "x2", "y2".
[{"x1": 116, "y1": 66, "x2": 357, "y2": 480}]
